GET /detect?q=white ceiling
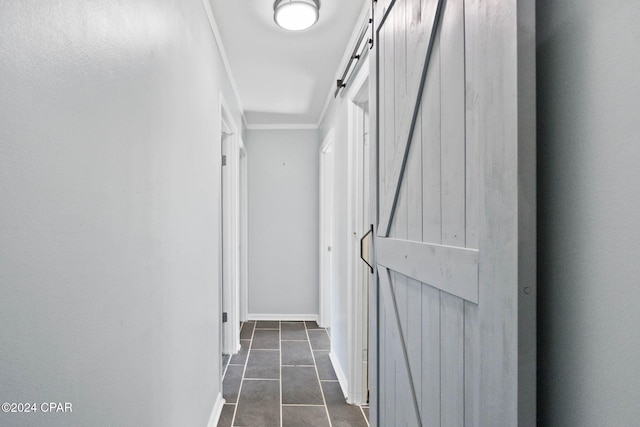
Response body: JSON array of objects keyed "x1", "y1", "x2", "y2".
[{"x1": 209, "y1": 0, "x2": 367, "y2": 128}]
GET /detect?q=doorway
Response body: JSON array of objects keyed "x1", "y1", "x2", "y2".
[
  {"x1": 319, "y1": 132, "x2": 335, "y2": 328},
  {"x1": 220, "y1": 95, "x2": 242, "y2": 360},
  {"x1": 238, "y1": 141, "x2": 248, "y2": 323},
  {"x1": 346, "y1": 66, "x2": 370, "y2": 405}
]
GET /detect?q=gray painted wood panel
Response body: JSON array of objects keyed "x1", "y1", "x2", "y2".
[
  {"x1": 464, "y1": 301, "x2": 480, "y2": 427},
  {"x1": 407, "y1": 106, "x2": 423, "y2": 242},
  {"x1": 368, "y1": 6, "x2": 379, "y2": 423},
  {"x1": 376, "y1": 237, "x2": 479, "y2": 303},
  {"x1": 406, "y1": 109, "x2": 424, "y2": 420},
  {"x1": 441, "y1": 292, "x2": 465, "y2": 426},
  {"x1": 440, "y1": 0, "x2": 467, "y2": 249},
  {"x1": 463, "y1": 0, "x2": 482, "y2": 423},
  {"x1": 405, "y1": 279, "x2": 422, "y2": 414},
  {"x1": 380, "y1": 268, "x2": 422, "y2": 426},
  {"x1": 373, "y1": 0, "x2": 535, "y2": 425},
  {"x1": 438, "y1": 5, "x2": 467, "y2": 425},
  {"x1": 393, "y1": 1, "x2": 409, "y2": 326},
  {"x1": 380, "y1": 19, "x2": 393, "y2": 199},
  {"x1": 394, "y1": 0, "x2": 408, "y2": 152},
  {"x1": 418, "y1": 17, "x2": 443, "y2": 424},
  {"x1": 422, "y1": 27, "x2": 442, "y2": 246},
  {"x1": 377, "y1": 0, "x2": 444, "y2": 236},
  {"x1": 379, "y1": 297, "x2": 394, "y2": 426},
  {"x1": 464, "y1": 0, "x2": 536, "y2": 424},
  {"x1": 421, "y1": 283, "x2": 441, "y2": 425},
  {"x1": 515, "y1": 0, "x2": 537, "y2": 423}
]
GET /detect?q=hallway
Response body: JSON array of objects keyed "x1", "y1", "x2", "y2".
[
  {"x1": 218, "y1": 321, "x2": 368, "y2": 427},
  {"x1": 3, "y1": 1, "x2": 640, "y2": 425}
]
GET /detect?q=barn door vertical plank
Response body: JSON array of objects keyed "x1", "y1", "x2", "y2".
[
  {"x1": 464, "y1": 299, "x2": 480, "y2": 427},
  {"x1": 406, "y1": 108, "x2": 423, "y2": 418},
  {"x1": 440, "y1": 292, "x2": 465, "y2": 427},
  {"x1": 405, "y1": 0, "x2": 425, "y2": 242},
  {"x1": 515, "y1": 0, "x2": 538, "y2": 423},
  {"x1": 376, "y1": 2, "x2": 393, "y2": 424},
  {"x1": 380, "y1": 10, "x2": 395, "y2": 207},
  {"x1": 462, "y1": 0, "x2": 481, "y2": 424},
  {"x1": 377, "y1": 22, "x2": 384, "y2": 204},
  {"x1": 380, "y1": 292, "x2": 395, "y2": 426},
  {"x1": 378, "y1": 0, "x2": 393, "y2": 18},
  {"x1": 383, "y1": 9, "x2": 396, "y2": 212},
  {"x1": 439, "y1": 0, "x2": 467, "y2": 424},
  {"x1": 463, "y1": 0, "x2": 536, "y2": 425},
  {"x1": 420, "y1": 10, "x2": 442, "y2": 425},
  {"x1": 421, "y1": 284, "x2": 441, "y2": 425},
  {"x1": 421, "y1": 30, "x2": 442, "y2": 246},
  {"x1": 440, "y1": 0, "x2": 466, "y2": 248},
  {"x1": 380, "y1": 6, "x2": 396, "y2": 203},
  {"x1": 369, "y1": 9, "x2": 379, "y2": 422},
  {"x1": 365, "y1": 0, "x2": 383, "y2": 426},
  {"x1": 380, "y1": 268, "x2": 423, "y2": 426},
  {"x1": 394, "y1": 0, "x2": 408, "y2": 153},
  {"x1": 391, "y1": 0, "x2": 409, "y2": 351}
]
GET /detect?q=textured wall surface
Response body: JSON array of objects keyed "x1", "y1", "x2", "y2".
[
  {"x1": 245, "y1": 129, "x2": 320, "y2": 317},
  {"x1": 0, "y1": 1, "x2": 242, "y2": 425},
  {"x1": 537, "y1": 1, "x2": 640, "y2": 425}
]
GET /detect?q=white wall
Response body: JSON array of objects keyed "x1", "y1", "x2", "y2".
[
  {"x1": 0, "y1": 1, "x2": 242, "y2": 426},
  {"x1": 537, "y1": 1, "x2": 640, "y2": 425},
  {"x1": 245, "y1": 129, "x2": 320, "y2": 318}
]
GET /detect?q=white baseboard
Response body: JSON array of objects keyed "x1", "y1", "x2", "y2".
[
  {"x1": 206, "y1": 393, "x2": 225, "y2": 427},
  {"x1": 248, "y1": 313, "x2": 319, "y2": 322},
  {"x1": 329, "y1": 352, "x2": 349, "y2": 399}
]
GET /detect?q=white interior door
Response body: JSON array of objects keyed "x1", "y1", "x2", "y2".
[
  {"x1": 319, "y1": 135, "x2": 335, "y2": 328},
  {"x1": 361, "y1": 108, "x2": 370, "y2": 400},
  {"x1": 221, "y1": 132, "x2": 232, "y2": 354},
  {"x1": 220, "y1": 97, "x2": 241, "y2": 357},
  {"x1": 368, "y1": 0, "x2": 536, "y2": 425}
]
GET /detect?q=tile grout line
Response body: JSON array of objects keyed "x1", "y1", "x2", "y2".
[
  {"x1": 306, "y1": 321, "x2": 333, "y2": 427},
  {"x1": 281, "y1": 404, "x2": 327, "y2": 407},
  {"x1": 281, "y1": 364, "x2": 316, "y2": 367},
  {"x1": 279, "y1": 321, "x2": 283, "y2": 427},
  {"x1": 229, "y1": 321, "x2": 254, "y2": 427},
  {"x1": 360, "y1": 405, "x2": 371, "y2": 427},
  {"x1": 222, "y1": 356, "x2": 230, "y2": 380}
]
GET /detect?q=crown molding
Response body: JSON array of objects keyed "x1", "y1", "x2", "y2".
[{"x1": 201, "y1": 0, "x2": 248, "y2": 127}]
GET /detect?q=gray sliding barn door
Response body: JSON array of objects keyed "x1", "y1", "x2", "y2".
[{"x1": 368, "y1": 0, "x2": 536, "y2": 425}]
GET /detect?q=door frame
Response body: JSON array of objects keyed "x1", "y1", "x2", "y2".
[
  {"x1": 238, "y1": 139, "x2": 248, "y2": 322},
  {"x1": 220, "y1": 93, "x2": 241, "y2": 356},
  {"x1": 319, "y1": 130, "x2": 335, "y2": 328},
  {"x1": 345, "y1": 62, "x2": 371, "y2": 405}
]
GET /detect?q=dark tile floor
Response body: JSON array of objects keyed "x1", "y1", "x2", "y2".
[{"x1": 218, "y1": 320, "x2": 369, "y2": 427}]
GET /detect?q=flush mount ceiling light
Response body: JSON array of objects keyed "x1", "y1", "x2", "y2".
[{"x1": 274, "y1": 0, "x2": 320, "y2": 31}]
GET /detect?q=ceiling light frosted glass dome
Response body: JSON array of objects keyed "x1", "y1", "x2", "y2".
[{"x1": 274, "y1": 0, "x2": 320, "y2": 31}]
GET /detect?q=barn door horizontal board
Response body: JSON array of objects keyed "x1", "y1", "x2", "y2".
[{"x1": 376, "y1": 237, "x2": 478, "y2": 303}]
